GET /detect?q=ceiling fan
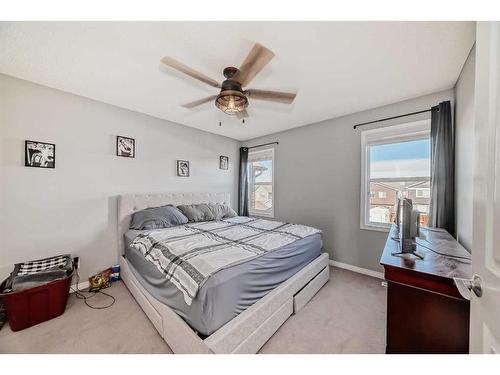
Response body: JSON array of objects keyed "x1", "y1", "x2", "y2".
[{"x1": 160, "y1": 43, "x2": 296, "y2": 120}]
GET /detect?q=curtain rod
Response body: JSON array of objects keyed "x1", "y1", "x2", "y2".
[
  {"x1": 247, "y1": 141, "x2": 279, "y2": 149},
  {"x1": 353, "y1": 107, "x2": 439, "y2": 130}
]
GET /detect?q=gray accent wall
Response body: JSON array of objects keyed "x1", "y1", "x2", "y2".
[
  {"x1": 244, "y1": 89, "x2": 454, "y2": 272},
  {"x1": 0, "y1": 74, "x2": 240, "y2": 281},
  {"x1": 0, "y1": 70, "x2": 472, "y2": 280},
  {"x1": 454, "y1": 45, "x2": 476, "y2": 252}
]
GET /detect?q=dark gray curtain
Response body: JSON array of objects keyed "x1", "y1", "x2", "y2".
[
  {"x1": 429, "y1": 100, "x2": 455, "y2": 235},
  {"x1": 238, "y1": 147, "x2": 249, "y2": 216}
]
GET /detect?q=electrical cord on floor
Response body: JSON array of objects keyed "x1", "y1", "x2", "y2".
[{"x1": 71, "y1": 269, "x2": 116, "y2": 310}]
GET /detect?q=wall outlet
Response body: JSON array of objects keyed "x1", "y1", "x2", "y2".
[{"x1": 73, "y1": 256, "x2": 80, "y2": 270}]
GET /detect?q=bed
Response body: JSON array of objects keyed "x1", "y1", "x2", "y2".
[{"x1": 118, "y1": 192, "x2": 329, "y2": 353}]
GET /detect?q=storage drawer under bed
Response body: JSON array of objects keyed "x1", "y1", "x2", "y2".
[{"x1": 293, "y1": 266, "x2": 329, "y2": 313}]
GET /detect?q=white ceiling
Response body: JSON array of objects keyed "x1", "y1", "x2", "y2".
[{"x1": 0, "y1": 22, "x2": 475, "y2": 141}]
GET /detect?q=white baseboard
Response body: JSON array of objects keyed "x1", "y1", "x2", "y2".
[
  {"x1": 70, "y1": 280, "x2": 89, "y2": 293},
  {"x1": 329, "y1": 260, "x2": 384, "y2": 280}
]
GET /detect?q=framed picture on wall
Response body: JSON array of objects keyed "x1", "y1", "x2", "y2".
[
  {"x1": 25, "y1": 140, "x2": 55, "y2": 168},
  {"x1": 116, "y1": 136, "x2": 135, "y2": 158},
  {"x1": 177, "y1": 160, "x2": 190, "y2": 177},
  {"x1": 219, "y1": 155, "x2": 229, "y2": 170}
]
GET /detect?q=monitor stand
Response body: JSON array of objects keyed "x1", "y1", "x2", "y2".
[
  {"x1": 391, "y1": 250, "x2": 424, "y2": 260},
  {"x1": 391, "y1": 239, "x2": 424, "y2": 260}
]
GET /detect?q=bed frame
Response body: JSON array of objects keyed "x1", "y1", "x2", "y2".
[{"x1": 118, "y1": 192, "x2": 330, "y2": 353}]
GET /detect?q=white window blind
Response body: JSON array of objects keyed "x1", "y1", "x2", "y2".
[
  {"x1": 248, "y1": 148, "x2": 275, "y2": 218},
  {"x1": 360, "y1": 120, "x2": 431, "y2": 231}
]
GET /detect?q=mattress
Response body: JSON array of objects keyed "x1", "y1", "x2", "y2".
[{"x1": 124, "y1": 227, "x2": 321, "y2": 336}]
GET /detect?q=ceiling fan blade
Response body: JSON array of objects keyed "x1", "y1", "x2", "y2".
[
  {"x1": 181, "y1": 95, "x2": 217, "y2": 109},
  {"x1": 161, "y1": 56, "x2": 221, "y2": 88},
  {"x1": 245, "y1": 89, "x2": 296, "y2": 104},
  {"x1": 234, "y1": 43, "x2": 275, "y2": 87},
  {"x1": 236, "y1": 109, "x2": 249, "y2": 119}
]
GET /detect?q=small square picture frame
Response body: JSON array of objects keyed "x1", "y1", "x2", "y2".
[
  {"x1": 177, "y1": 160, "x2": 190, "y2": 177},
  {"x1": 116, "y1": 136, "x2": 135, "y2": 158},
  {"x1": 25, "y1": 140, "x2": 56, "y2": 169},
  {"x1": 219, "y1": 155, "x2": 229, "y2": 170}
]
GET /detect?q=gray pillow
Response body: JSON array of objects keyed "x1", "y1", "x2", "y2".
[
  {"x1": 130, "y1": 204, "x2": 188, "y2": 230},
  {"x1": 208, "y1": 203, "x2": 238, "y2": 220},
  {"x1": 177, "y1": 203, "x2": 215, "y2": 222}
]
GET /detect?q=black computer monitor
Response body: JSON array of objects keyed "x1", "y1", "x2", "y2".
[
  {"x1": 399, "y1": 198, "x2": 414, "y2": 253},
  {"x1": 395, "y1": 198, "x2": 401, "y2": 228}
]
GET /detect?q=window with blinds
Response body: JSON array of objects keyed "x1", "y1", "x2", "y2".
[
  {"x1": 360, "y1": 121, "x2": 431, "y2": 231},
  {"x1": 248, "y1": 147, "x2": 275, "y2": 218}
]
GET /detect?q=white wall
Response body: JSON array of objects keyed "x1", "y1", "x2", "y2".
[
  {"x1": 244, "y1": 89, "x2": 454, "y2": 272},
  {"x1": 454, "y1": 45, "x2": 476, "y2": 251},
  {"x1": 0, "y1": 74, "x2": 239, "y2": 280}
]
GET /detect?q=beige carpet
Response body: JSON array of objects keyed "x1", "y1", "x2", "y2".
[{"x1": 0, "y1": 267, "x2": 386, "y2": 354}]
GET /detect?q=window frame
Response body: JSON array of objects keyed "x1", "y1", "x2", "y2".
[
  {"x1": 415, "y1": 188, "x2": 430, "y2": 198},
  {"x1": 360, "y1": 120, "x2": 431, "y2": 232},
  {"x1": 248, "y1": 147, "x2": 275, "y2": 218}
]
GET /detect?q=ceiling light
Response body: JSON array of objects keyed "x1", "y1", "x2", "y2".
[{"x1": 215, "y1": 90, "x2": 248, "y2": 115}]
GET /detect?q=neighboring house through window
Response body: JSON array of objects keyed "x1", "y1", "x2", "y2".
[
  {"x1": 248, "y1": 147, "x2": 275, "y2": 218},
  {"x1": 360, "y1": 120, "x2": 431, "y2": 231},
  {"x1": 415, "y1": 188, "x2": 431, "y2": 198}
]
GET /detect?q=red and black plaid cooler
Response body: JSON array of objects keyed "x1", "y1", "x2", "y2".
[{"x1": 0, "y1": 255, "x2": 74, "y2": 331}]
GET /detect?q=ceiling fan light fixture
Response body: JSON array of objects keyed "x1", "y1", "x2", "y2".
[
  {"x1": 215, "y1": 90, "x2": 248, "y2": 115},
  {"x1": 164, "y1": 43, "x2": 295, "y2": 118}
]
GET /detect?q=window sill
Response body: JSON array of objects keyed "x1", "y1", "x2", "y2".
[
  {"x1": 360, "y1": 223, "x2": 391, "y2": 233},
  {"x1": 249, "y1": 212, "x2": 275, "y2": 219}
]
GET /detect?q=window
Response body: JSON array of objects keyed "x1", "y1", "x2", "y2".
[
  {"x1": 360, "y1": 120, "x2": 431, "y2": 231},
  {"x1": 248, "y1": 147, "x2": 274, "y2": 217},
  {"x1": 415, "y1": 188, "x2": 430, "y2": 198}
]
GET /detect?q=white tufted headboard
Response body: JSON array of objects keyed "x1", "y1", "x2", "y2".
[{"x1": 117, "y1": 192, "x2": 231, "y2": 256}]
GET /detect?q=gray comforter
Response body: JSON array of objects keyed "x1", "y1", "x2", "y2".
[
  {"x1": 125, "y1": 227, "x2": 321, "y2": 336},
  {"x1": 129, "y1": 216, "x2": 321, "y2": 305}
]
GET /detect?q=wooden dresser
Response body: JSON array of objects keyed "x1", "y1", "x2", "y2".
[{"x1": 380, "y1": 225, "x2": 471, "y2": 354}]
